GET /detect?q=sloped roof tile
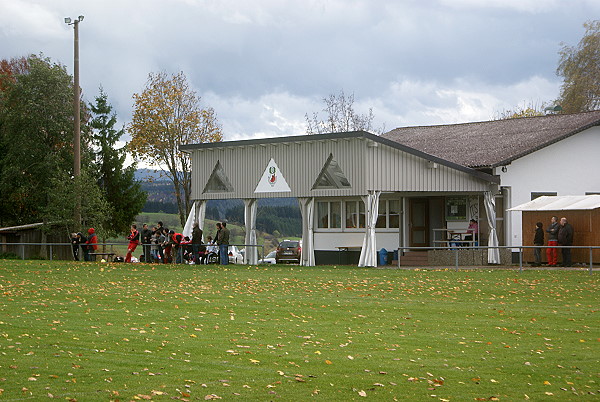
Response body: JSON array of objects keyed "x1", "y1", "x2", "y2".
[{"x1": 382, "y1": 111, "x2": 600, "y2": 168}]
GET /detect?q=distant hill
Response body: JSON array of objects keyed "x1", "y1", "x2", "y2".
[{"x1": 136, "y1": 169, "x2": 301, "y2": 236}]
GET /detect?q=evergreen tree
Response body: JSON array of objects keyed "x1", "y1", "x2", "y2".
[{"x1": 89, "y1": 89, "x2": 146, "y2": 235}]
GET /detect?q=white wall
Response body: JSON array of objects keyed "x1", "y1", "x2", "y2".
[
  {"x1": 314, "y1": 231, "x2": 400, "y2": 251},
  {"x1": 499, "y1": 126, "x2": 600, "y2": 247}
]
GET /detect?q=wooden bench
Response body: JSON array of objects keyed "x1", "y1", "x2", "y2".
[{"x1": 88, "y1": 252, "x2": 116, "y2": 262}]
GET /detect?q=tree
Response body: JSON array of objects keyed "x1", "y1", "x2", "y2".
[
  {"x1": 305, "y1": 90, "x2": 382, "y2": 134},
  {"x1": 129, "y1": 71, "x2": 223, "y2": 227},
  {"x1": 89, "y1": 89, "x2": 146, "y2": 235},
  {"x1": 0, "y1": 55, "x2": 85, "y2": 226},
  {"x1": 494, "y1": 101, "x2": 548, "y2": 120},
  {"x1": 557, "y1": 20, "x2": 600, "y2": 113},
  {"x1": 43, "y1": 168, "x2": 111, "y2": 237}
]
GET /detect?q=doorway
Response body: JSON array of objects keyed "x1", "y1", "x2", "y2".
[{"x1": 409, "y1": 198, "x2": 429, "y2": 247}]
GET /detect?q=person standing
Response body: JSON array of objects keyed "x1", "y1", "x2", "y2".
[
  {"x1": 125, "y1": 224, "x2": 140, "y2": 263},
  {"x1": 159, "y1": 228, "x2": 169, "y2": 263},
  {"x1": 86, "y1": 228, "x2": 98, "y2": 261},
  {"x1": 150, "y1": 227, "x2": 160, "y2": 263},
  {"x1": 71, "y1": 232, "x2": 81, "y2": 261},
  {"x1": 217, "y1": 222, "x2": 230, "y2": 265},
  {"x1": 141, "y1": 223, "x2": 152, "y2": 263},
  {"x1": 192, "y1": 222, "x2": 203, "y2": 264},
  {"x1": 558, "y1": 217, "x2": 574, "y2": 267},
  {"x1": 171, "y1": 231, "x2": 184, "y2": 263},
  {"x1": 546, "y1": 216, "x2": 560, "y2": 267},
  {"x1": 532, "y1": 222, "x2": 544, "y2": 267}
]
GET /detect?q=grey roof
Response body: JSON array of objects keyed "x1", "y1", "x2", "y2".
[{"x1": 382, "y1": 111, "x2": 600, "y2": 168}]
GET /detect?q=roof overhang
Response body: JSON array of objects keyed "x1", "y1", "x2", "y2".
[{"x1": 509, "y1": 195, "x2": 600, "y2": 211}]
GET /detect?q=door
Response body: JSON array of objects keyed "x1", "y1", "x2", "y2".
[{"x1": 409, "y1": 198, "x2": 429, "y2": 247}]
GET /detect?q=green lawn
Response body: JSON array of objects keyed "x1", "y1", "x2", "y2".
[{"x1": 0, "y1": 260, "x2": 598, "y2": 401}]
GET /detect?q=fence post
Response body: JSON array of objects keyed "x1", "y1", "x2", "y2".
[
  {"x1": 590, "y1": 247, "x2": 593, "y2": 275},
  {"x1": 50, "y1": 244, "x2": 53, "y2": 261},
  {"x1": 454, "y1": 249, "x2": 458, "y2": 272},
  {"x1": 519, "y1": 248, "x2": 523, "y2": 273}
]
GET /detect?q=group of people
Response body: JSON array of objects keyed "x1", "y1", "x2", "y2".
[
  {"x1": 124, "y1": 221, "x2": 231, "y2": 265},
  {"x1": 70, "y1": 221, "x2": 233, "y2": 264},
  {"x1": 532, "y1": 216, "x2": 574, "y2": 267},
  {"x1": 70, "y1": 228, "x2": 98, "y2": 261}
]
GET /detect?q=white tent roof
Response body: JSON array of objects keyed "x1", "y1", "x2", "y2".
[{"x1": 509, "y1": 195, "x2": 600, "y2": 211}]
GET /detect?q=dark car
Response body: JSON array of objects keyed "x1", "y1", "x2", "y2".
[{"x1": 275, "y1": 240, "x2": 301, "y2": 264}]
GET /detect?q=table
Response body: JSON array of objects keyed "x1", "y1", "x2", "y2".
[{"x1": 433, "y1": 229, "x2": 477, "y2": 248}]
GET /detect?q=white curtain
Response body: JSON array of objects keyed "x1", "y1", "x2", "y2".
[
  {"x1": 183, "y1": 201, "x2": 207, "y2": 241},
  {"x1": 484, "y1": 191, "x2": 500, "y2": 264},
  {"x1": 196, "y1": 200, "x2": 206, "y2": 242},
  {"x1": 299, "y1": 197, "x2": 315, "y2": 266},
  {"x1": 358, "y1": 191, "x2": 381, "y2": 267},
  {"x1": 182, "y1": 202, "x2": 196, "y2": 239},
  {"x1": 244, "y1": 199, "x2": 258, "y2": 265}
]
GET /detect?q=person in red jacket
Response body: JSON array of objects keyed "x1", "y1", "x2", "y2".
[
  {"x1": 171, "y1": 231, "x2": 184, "y2": 263},
  {"x1": 125, "y1": 224, "x2": 140, "y2": 263},
  {"x1": 85, "y1": 228, "x2": 98, "y2": 261}
]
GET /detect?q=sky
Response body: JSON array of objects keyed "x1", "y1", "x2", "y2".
[{"x1": 1, "y1": 0, "x2": 599, "y2": 144}]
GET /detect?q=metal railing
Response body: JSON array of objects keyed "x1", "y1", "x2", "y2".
[
  {"x1": 0, "y1": 242, "x2": 267, "y2": 265},
  {"x1": 398, "y1": 244, "x2": 599, "y2": 274}
]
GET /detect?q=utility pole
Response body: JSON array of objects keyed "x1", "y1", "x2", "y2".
[{"x1": 65, "y1": 15, "x2": 84, "y2": 228}]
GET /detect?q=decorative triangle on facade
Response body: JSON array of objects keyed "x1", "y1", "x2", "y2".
[
  {"x1": 312, "y1": 153, "x2": 351, "y2": 189},
  {"x1": 254, "y1": 158, "x2": 291, "y2": 193},
  {"x1": 203, "y1": 161, "x2": 234, "y2": 193}
]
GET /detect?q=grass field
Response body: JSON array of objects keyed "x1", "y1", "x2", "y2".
[{"x1": 0, "y1": 260, "x2": 598, "y2": 401}]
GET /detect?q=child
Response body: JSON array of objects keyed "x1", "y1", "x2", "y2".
[{"x1": 533, "y1": 222, "x2": 544, "y2": 266}]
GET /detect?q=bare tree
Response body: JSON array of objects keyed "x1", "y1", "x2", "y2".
[{"x1": 306, "y1": 90, "x2": 383, "y2": 134}]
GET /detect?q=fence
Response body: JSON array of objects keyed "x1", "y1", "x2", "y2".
[
  {"x1": 1, "y1": 242, "x2": 597, "y2": 273},
  {"x1": 398, "y1": 245, "x2": 599, "y2": 274},
  {"x1": 0, "y1": 242, "x2": 266, "y2": 265}
]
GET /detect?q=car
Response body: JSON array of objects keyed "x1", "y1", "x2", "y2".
[
  {"x1": 258, "y1": 250, "x2": 277, "y2": 264},
  {"x1": 275, "y1": 240, "x2": 301, "y2": 264},
  {"x1": 228, "y1": 245, "x2": 244, "y2": 264}
]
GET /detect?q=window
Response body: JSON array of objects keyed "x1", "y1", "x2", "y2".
[
  {"x1": 312, "y1": 154, "x2": 351, "y2": 189},
  {"x1": 376, "y1": 199, "x2": 401, "y2": 229},
  {"x1": 203, "y1": 161, "x2": 234, "y2": 193},
  {"x1": 531, "y1": 192, "x2": 556, "y2": 200},
  {"x1": 345, "y1": 201, "x2": 365, "y2": 228},
  {"x1": 317, "y1": 201, "x2": 342, "y2": 229}
]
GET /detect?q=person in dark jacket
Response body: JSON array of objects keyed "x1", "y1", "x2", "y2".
[
  {"x1": 545, "y1": 216, "x2": 560, "y2": 266},
  {"x1": 141, "y1": 223, "x2": 152, "y2": 263},
  {"x1": 71, "y1": 232, "x2": 81, "y2": 261},
  {"x1": 191, "y1": 222, "x2": 204, "y2": 264},
  {"x1": 558, "y1": 217, "x2": 574, "y2": 267},
  {"x1": 217, "y1": 222, "x2": 230, "y2": 265},
  {"x1": 532, "y1": 222, "x2": 544, "y2": 266}
]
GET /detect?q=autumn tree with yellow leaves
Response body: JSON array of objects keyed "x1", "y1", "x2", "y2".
[{"x1": 129, "y1": 71, "x2": 222, "y2": 227}]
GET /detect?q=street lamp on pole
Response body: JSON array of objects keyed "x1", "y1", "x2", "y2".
[{"x1": 65, "y1": 15, "x2": 84, "y2": 227}]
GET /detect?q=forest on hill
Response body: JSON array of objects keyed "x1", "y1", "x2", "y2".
[{"x1": 139, "y1": 173, "x2": 301, "y2": 237}]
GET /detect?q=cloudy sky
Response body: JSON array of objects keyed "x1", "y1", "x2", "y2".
[{"x1": 1, "y1": 0, "x2": 598, "y2": 142}]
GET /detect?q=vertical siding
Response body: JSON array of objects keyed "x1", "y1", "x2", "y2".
[
  {"x1": 191, "y1": 138, "x2": 368, "y2": 199},
  {"x1": 190, "y1": 136, "x2": 493, "y2": 200},
  {"x1": 366, "y1": 145, "x2": 491, "y2": 192}
]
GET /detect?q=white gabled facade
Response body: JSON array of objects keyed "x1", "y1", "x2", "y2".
[{"x1": 497, "y1": 125, "x2": 600, "y2": 248}]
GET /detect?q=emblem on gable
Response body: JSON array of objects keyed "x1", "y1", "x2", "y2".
[{"x1": 255, "y1": 159, "x2": 291, "y2": 193}]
